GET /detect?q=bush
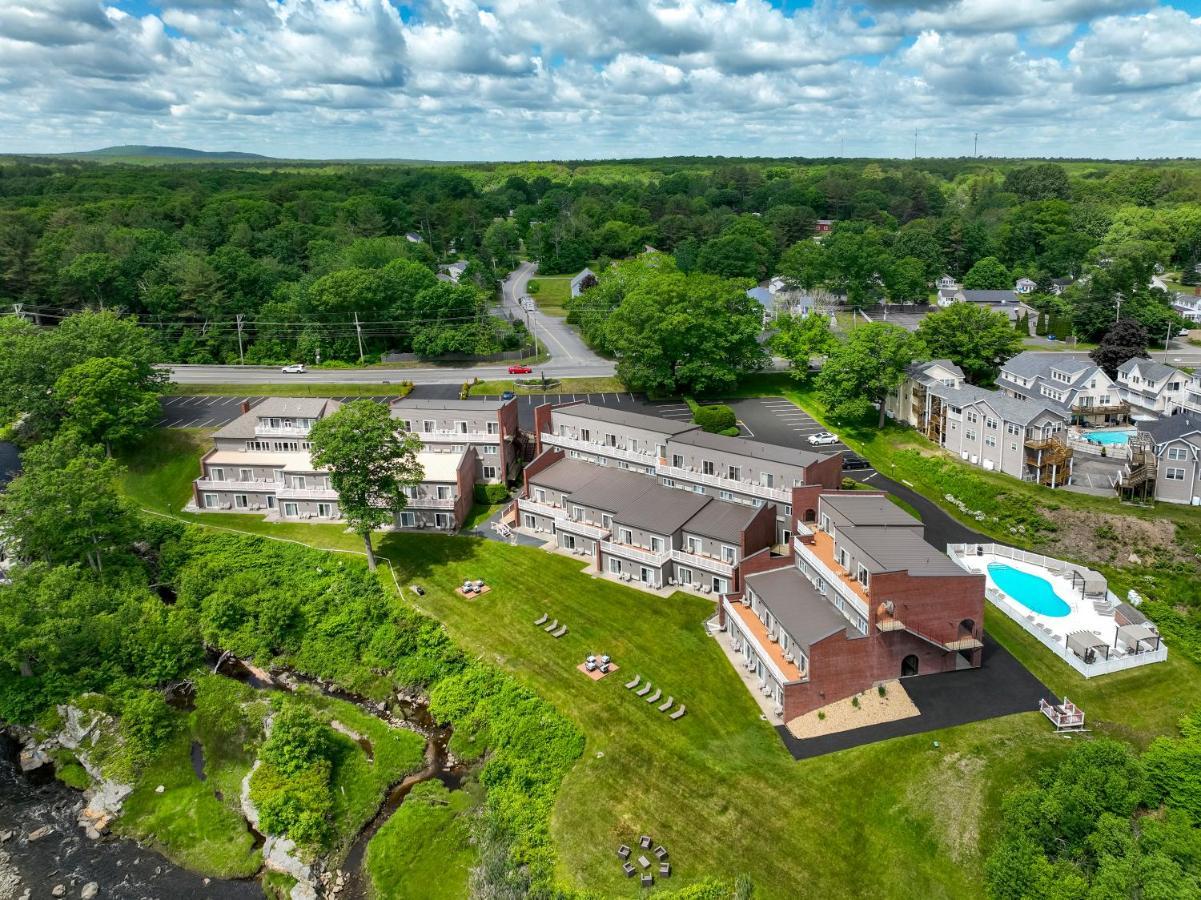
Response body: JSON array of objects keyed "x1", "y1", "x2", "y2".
[
  {"x1": 261, "y1": 702, "x2": 337, "y2": 777},
  {"x1": 120, "y1": 689, "x2": 178, "y2": 765},
  {"x1": 474, "y1": 483, "x2": 510, "y2": 505},
  {"x1": 693, "y1": 403, "x2": 737, "y2": 433}
]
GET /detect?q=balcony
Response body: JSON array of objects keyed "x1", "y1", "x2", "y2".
[
  {"x1": 254, "y1": 425, "x2": 312, "y2": 439},
  {"x1": 406, "y1": 496, "x2": 458, "y2": 510},
  {"x1": 543, "y1": 432, "x2": 658, "y2": 466},
  {"x1": 792, "y1": 531, "x2": 870, "y2": 624},
  {"x1": 722, "y1": 597, "x2": 804, "y2": 684},
  {"x1": 412, "y1": 429, "x2": 500, "y2": 445},
  {"x1": 558, "y1": 517, "x2": 611, "y2": 541},
  {"x1": 276, "y1": 485, "x2": 339, "y2": 501},
  {"x1": 603, "y1": 542, "x2": 669, "y2": 567},
  {"x1": 1071, "y1": 402, "x2": 1129, "y2": 416},
  {"x1": 519, "y1": 498, "x2": 563, "y2": 520},
  {"x1": 654, "y1": 463, "x2": 793, "y2": 503},
  {"x1": 670, "y1": 548, "x2": 735, "y2": 577},
  {"x1": 197, "y1": 477, "x2": 277, "y2": 493}
]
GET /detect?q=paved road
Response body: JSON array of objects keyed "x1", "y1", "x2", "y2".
[{"x1": 501, "y1": 262, "x2": 612, "y2": 373}]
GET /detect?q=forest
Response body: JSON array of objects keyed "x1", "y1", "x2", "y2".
[{"x1": 1, "y1": 156, "x2": 1198, "y2": 367}]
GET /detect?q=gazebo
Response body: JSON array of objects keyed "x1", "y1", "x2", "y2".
[
  {"x1": 1117, "y1": 623, "x2": 1162, "y2": 654},
  {"x1": 1067, "y1": 631, "x2": 1111, "y2": 665}
]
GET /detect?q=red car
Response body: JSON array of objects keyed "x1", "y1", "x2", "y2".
[{"x1": 508, "y1": 364, "x2": 533, "y2": 374}]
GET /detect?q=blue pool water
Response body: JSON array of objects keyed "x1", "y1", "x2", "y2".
[
  {"x1": 987, "y1": 563, "x2": 1072, "y2": 617},
  {"x1": 1085, "y1": 430, "x2": 1134, "y2": 446}
]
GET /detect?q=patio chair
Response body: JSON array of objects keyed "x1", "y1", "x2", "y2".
[
  {"x1": 553, "y1": 624, "x2": 568, "y2": 638},
  {"x1": 658, "y1": 695, "x2": 674, "y2": 712},
  {"x1": 534, "y1": 613, "x2": 548, "y2": 626},
  {"x1": 646, "y1": 688, "x2": 662, "y2": 703},
  {"x1": 639, "y1": 835, "x2": 652, "y2": 850},
  {"x1": 641, "y1": 874, "x2": 654, "y2": 887},
  {"x1": 625, "y1": 674, "x2": 641, "y2": 690},
  {"x1": 544, "y1": 619, "x2": 558, "y2": 632},
  {"x1": 636, "y1": 682, "x2": 652, "y2": 697},
  {"x1": 622, "y1": 862, "x2": 636, "y2": 878},
  {"x1": 654, "y1": 846, "x2": 668, "y2": 861},
  {"x1": 670, "y1": 705, "x2": 687, "y2": 720},
  {"x1": 617, "y1": 845, "x2": 631, "y2": 860},
  {"x1": 659, "y1": 862, "x2": 671, "y2": 877}
]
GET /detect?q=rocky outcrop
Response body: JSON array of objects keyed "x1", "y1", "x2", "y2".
[{"x1": 53, "y1": 704, "x2": 133, "y2": 839}]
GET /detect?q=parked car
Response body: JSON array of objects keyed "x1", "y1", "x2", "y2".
[
  {"x1": 842, "y1": 454, "x2": 871, "y2": 470},
  {"x1": 508, "y1": 364, "x2": 532, "y2": 374},
  {"x1": 281, "y1": 363, "x2": 306, "y2": 374},
  {"x1": 500, "y1": 390, "x2": 516, "y2": 401},
  {"x1": 807, "y1": 431, "x2": 840, "y2": 446}
]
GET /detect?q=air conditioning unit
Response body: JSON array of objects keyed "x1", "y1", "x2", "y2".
[{"x1": 744, "y1": 658, "x2": 755, "y2": 670}]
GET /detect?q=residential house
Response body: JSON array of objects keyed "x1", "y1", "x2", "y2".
[
  {"x1": 1115, "y1": 416, "x2": 1201, "y2": 505},
  {"x1": 397, "y1": 450, "x2": 476, "y2": 530},
  {"x1": 391, "y1": 397, "x2": 521, "y2": 484},
  {"x1": 886, "y1": 361, "x2": 1072, "y2": 485},
  {"x1": 815, "y1": 219, "x2": 834, "y2": 234},
  {"x1": 746, "y1": 286, "x2": 775, "y2": 324},
  {"x1": 1172, "y1": 289, "x2": 1201, "y2": 323},
  {"x1": 518, "y1": 453, "x2": 776, "y2": 594},
  {"x1": 1050, "y1": 277, "x2": 1075, "y2": 296},
  {"x1": 936, "y1": 274, "x2": 960, "y2": 291},
  {"x1": 437, "y1": 260, "x2": 468, "y2": 284},
  {"x1": 1015, "y1": 277, "x2": 1038, "y2": 294},
  {"x1": 719, "y1": 490, "x2": 984, "y2": 719},
  {"x1": 404, "y1": 231, "x2": 423, "y2": 244},
  {"x1": 570, "y1": 268, "x2": 597, "y2": 297},
  {"x1": 534, "y1": 402, "x2": 844, "y2": 544},
  {"x1": 936, "y1": 288, "x2": 1019, "y2": 308},
  {"x1": 1115, "y1": 358, "x2": 1191, "y2": 417},
  {"x1": 997, "y1": 351, "x2": 1128, "y2": 426}
]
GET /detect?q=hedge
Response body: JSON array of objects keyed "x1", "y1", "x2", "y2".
[
  {"x1": 693, "y1": 403, "x2": 736, "y2": 433},
  {"x1": 474, "y1": 483, "x2": 510, "y2": 505}
]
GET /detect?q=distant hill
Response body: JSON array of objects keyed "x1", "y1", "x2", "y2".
[{"x1": 62, "y1": 145, "x2": 274, "y2": 162}]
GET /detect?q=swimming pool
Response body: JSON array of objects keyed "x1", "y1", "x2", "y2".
[
  {"x1": 1084, "y1": 429, "x2": 1134, "y2": 446},
  {"x1": 987, "y1": 563, "x2": 1072, "y2": 617}
]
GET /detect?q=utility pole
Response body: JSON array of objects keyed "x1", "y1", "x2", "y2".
[
  {"x1": 914, "y1": 129, "x2": 918, "y2": 160},
  {"x1": 235, "y1": 313, "x2": 245, "y2": 366},
  {"x1": 973, "y1": 132, "x2": 978, "y2": 158},
  {"x1": 353, "y1": 311, "x2": 365, "y2": 362},
  {"x1": 1115, "y1": 293, "x2": 1123, "y2": 323}
]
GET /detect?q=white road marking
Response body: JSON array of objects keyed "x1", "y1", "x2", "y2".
[
  {"x1": 206, "y1": 396, "x2": 222, "y2": 405},
  {"x1": 738, "y1": 420, "x2": 755, "y2": 438}
]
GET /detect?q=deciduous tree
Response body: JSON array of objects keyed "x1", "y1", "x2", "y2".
[
  {"x1": 916, "y1": 304, "x2": 1023, "y2": 384},
  {"x1": 818, "y1": 323, "x2": 923, "y2": 427}
]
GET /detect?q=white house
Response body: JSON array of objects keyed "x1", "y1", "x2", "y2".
[
  {"x1": 1116, "y1": 358, "x2": 1191, "y2": 417},
  {"x1": 997, "y1": 352, "x2": 1127, "y2": 425},
  {"x1": 405, "y1": 231, "x2": 424, "y2": 244},
  {"x1": 570, "y1": 268, "x2": 597, "y2": 298},
  {"x1": 1015, "y1": 278, "x2": 1038, "y2": 295},
  {"x1": 936, "y1": 275, "x2": 960, "y2": 291}
]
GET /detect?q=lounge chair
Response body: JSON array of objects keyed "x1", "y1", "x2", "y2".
[
  {"x1": 617, "y1": 845, "x2": 631, "y2": 860},
  {"x1": 622, "y1": 862, "x2": 636, "y2": 878},
  {"x1": 658, "y1": 695, "x2": 674, "y2": 712},
  {"x1": 544, "y1": 619, "x2": 558, "y2": 632},
  {"x1": 659, "y1": 862, "x2": 671, "y2": 877},
  {"x1": 654, "y1": 846, "x2": 668, "y2": 861},
  {"x1": 646, "y1": 688, "x2": 661, "y2": 703},
  {"x1": 639, "y1": 835, "x2": 652, "y2": 850},
  {"x1": 625, "y1": 674, "x2": 641, "y2": 690},
  {"x1": 641, "y1": 874, "x2": 654, "y2": 887},
  {"x1": 670, "y1": 705, "x2": 686, "y2": 720},
  {"x1": 636, "y1": 682, "x2": 652, "y2": 697},
  {"x1": 534, "y1": 613, "x2": 548, "y2": 626},
  {"x1": 553, "y1": 624, "x2": 568, "y2": 638}
]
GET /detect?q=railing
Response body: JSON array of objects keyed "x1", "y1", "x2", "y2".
[
  {"x1": 196, "y1": 478, "x2": 277, "y2": 492},
  {"x1": 655, "y1": 463, "x2": 793, "y2": 503},
  {"x1": 518, "y1": 499, "x2": 563, "y2": 520},
  {"x1": 722, "y1": 597, "x2": 795, "y2": 687},
  {"x1": 1071, "y1": 402, "x2": 1129, "y2": 416},
  {"x1": 604, "y1": 542, "x2": 670, "y2": 566},
  {"x1": 406, "y1": 496, "x2": 458, "y2": 510},
  {"x1": 792, "y1": 535, "x2": 870, "y2": 622},
  {"x1": 411, "y1": 430, "x2": 500, "y2": 444},
  {"x1": 542, "y1": 432, "x2": 658, "y2": 466},
  {"x1": 275, "y1": 486, "x2": 339, "y2": 501},
  {"x1": 254, "y1": 426, "x2": 312, "y2": 438},
  {"x1": 670, "y1": 548, "x2": 734, "y2": 577},
  {"x1": 558, "y1": 517, "x2": 611, "y2": 541},
  {"x1": 794, "y1": 521, "x2": 815, "y2": 538}
]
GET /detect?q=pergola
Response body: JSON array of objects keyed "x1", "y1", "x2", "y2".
[
  {"x1": 1067, "y1": 631, "x2": 1110, "y2": 664},
  {"x1": 1117, "y1": 623, "x2": 1162, "y2": 653}
]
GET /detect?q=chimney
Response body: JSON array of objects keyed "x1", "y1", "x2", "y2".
[{"x1": 240, "y1": 400, "x2": 251, "y2": 414}]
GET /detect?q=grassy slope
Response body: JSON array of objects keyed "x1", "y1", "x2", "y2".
[
  {"x1": 119, "y1": 426, "x2": 1201, "y2": 897},
  {"x1": 467, "y1": 376, "x2": 627, "y2": 396},
  {"x1": 528, "y1": 276, "x2": 573, "y2": 316}
]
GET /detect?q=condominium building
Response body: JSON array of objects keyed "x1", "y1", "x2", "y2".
[
  {"x1": 719, "y1": 489, "x2": 985, "y2": 720},
  {"x1": 533, "y1": 402, "x2": 843, "y2": 544},
  {"x1": 886, "y1": 361, "x2": 1072, "y2": 486},
  {"x1": 390, "y1": 396, "x2": 521, "y2": 484},
  {"x1": 189, "y1": 397, "x2": 475, "y2": 529},
  {"x1": 518, "y1": 451, "x2": 776, "y2": 593},
  {"x1": 1116, "y1": 415, "x2": 1201, "y2": 505},
  {"x1": 1115, "y1": 358, "x2": 1192, "y2": 417},
  {"x1": 997, "y1": 351, "x2": 1128, "y2": 425}
]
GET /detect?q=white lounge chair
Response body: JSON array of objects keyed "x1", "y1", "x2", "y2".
[
  {"x1": 625, "y1": 674, "x2": 641, "y2": 689},
  {"x1": 669, "y1": 705, "x2": 686, "y2": 720},
  {"x1": 658, "y1": 695, "x2": 674, "y2": 712}
]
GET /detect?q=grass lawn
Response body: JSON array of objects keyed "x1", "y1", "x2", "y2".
[
  {"x1": 468, "y1": 375, "x2": 627, "y2": 396},
  {"x1": 165, "y1": 383, "x2": 415, "y2": 397},
  {"x1": 527, "y1": 277, "x2": 573, "y2": 316},
  {"x1": 119, "y1": 426, "x2": 1201, "y2": 897},
  {"x1": 463, "y1": 501, "x2": 504, "y2": 530},
  {"x1": 365, "y1": 780, "x2": 481, "y2": 900}
]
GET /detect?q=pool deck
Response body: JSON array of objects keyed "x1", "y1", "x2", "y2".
[{"x1": 949, "y1": 543, "x2": 1167, "y2": 678}]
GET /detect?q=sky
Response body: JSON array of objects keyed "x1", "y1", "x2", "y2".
[{"x1": 2, "y1": 0, "x2": 1201, "y2": 161}]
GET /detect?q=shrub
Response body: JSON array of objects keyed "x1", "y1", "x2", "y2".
[
  {"x1": 878, "y1": 684, "x2": 887, "y2": 698},
  {"x1": 851, "y1": 696, "x2": 860, "y2": 709},
  {"x1": 260, "y1": 702, "x2": 336, "y2": 778},
  {"x1": 120, "y1": 689, "x2": 178, "y2": 765},
  {"x1": 474, "y1": 483, "x2": 510, "y2": 505},
  {"x1": 693, "y1": 403, "x2": 737, "y2": 434}
]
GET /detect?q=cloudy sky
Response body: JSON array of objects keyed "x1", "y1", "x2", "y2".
[{"x1": 2, "y1": 0, "x2": 1200, "y2": 160}]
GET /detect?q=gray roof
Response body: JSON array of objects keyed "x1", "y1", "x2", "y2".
[
  {"x1": 1115, "y1": 602, "x2": 1148, "y2": 625},
  {"x1": 670, "y1": 428, "x2": 829, "y2": 468},
  {"x1": 556, "y1": 403, "x2": 699, "y2": 436},
  {"x1": 1001, "y1": 351, "x2": 1093, "y2": 380},
  {"x1": 557, "y1": 464, "x2": 657, "y2": 513},
  {"x1": 1118, "y1": 357, "x2": 1179, "y2": 383},
  {"x1": 745, "y1": 567, "x2": 849, "y2": 650},
  {"x1": 821, "y1": 493, "x2": 920, "y2": 528},
  {"x1": 681, "y1": 500, "x2": 760, "y2": 543},
  {"x1": 1143, "y1": 415, "x2": 1201, "y2": 446},
  {"x1": 1067, "y1": 631, "x2": 1109, "y2": 656},
  {"x1": 527, "y1": 457, "x2": 605, "y2": 494},
  {"x1": 391, "y1": 397, "x2": 508, "y2": 413},
  {"x1": 613, "y1": 485, "x2": 711, "y2": 535},
  {"x1": 928, "y1": 380, "x2": 1062, "y2": 424},
  {"x1": 838, "y1": 525, "x2": 966, "y2": 576},
  {"x1": 571, "y1": 267, "x2": 596, "y2": 287},
  {"x1": 212, "y1": 397, "x2": 338, "y2": 439},
  {"x1": 747, "y1": 286, "x2": 773, "y2": 309},
  {"x1": 959, "y1": 290, "x2": 1018, "y2": 303}
]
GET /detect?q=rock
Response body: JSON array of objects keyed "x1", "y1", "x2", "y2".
[
  {"x1": 27, "y1": 825, "x2": 53, "y2": 842},
  {"x1": 154, "y1": 785, "x2": 165, "y2": 794},
  {"x1": 0, "y1": 830, "x2": 13, "y2": 842},
  {"x1": 262, "y1": 836, "x2": 312, "y2": 883},
  {"x1": 52, "y1": 885, "x2": 66, "y2": 897},
  {"x1": 18, "y1": 747, "x2": 51, "y2": 773},
  {"x1": 81, "y1": 883, "x2": 99, "y2": 899}
]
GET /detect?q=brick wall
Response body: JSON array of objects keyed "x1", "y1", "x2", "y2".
[
  {"x1": 805, "y1": 452, "x2": 845, "y2": 490},
  {"x1": 521, "y1": 448, "x2": 565, "y2": 496}
]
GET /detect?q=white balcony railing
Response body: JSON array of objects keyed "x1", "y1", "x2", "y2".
[
  {"x1": 558, "y1": 517, "x2": 612, "y2": 541},
  {"x1": 412, "y1": 429, "x2": 501, "y2": 444},
  {"x1": 254, "y1": 426, "x2": 312, "y2": 438},
  {"x1": 543, "y1": 432, "x2": 659, "y2": 466},
  {"x1": 792, "y1": 535, "x2": 870, "y2": 623},
  {"x1": 604, "y1": 542, "x2": 670, "y2": 567},
  {"x1": 670, "y1": 548, "x2": 734, "y2": 577},
  {"x1": 655, "y1": 463, "x2": 793, "y2": 503},
  {"x1": 276, "y1": 486, "x2": 339, "y2": 501},
  {"x1": 196, "y1": 478, "x2": 277, "y2": 493},
  {"x1": 722, "y1": 597, "x2": 793, "y2": 687},
  {"x1": 406, "y1": 496, "x2": 458, "y2": 510},
  {"x1": 519, "y1": 499, "x2": 564, "y2": 520}
]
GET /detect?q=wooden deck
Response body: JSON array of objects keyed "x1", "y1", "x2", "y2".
[{"x1": 726, "y1": 600, "x2": 805, "y2": 682}]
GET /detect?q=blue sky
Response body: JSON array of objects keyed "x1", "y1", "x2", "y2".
[{"x1": 2, "y1": 0, "x2": 1201, "y2": 160}]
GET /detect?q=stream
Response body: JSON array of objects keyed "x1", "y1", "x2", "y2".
[{"x1": 1, "y1": 655, "x2": 467, "y2": 899}]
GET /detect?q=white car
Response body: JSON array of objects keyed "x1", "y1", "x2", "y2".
[
  {"x1": 281, "y1": 363, "x2": 306, "y2": 374},
  {"x1": 807, "y1": 431, "x2": 840, "y2": 446}
]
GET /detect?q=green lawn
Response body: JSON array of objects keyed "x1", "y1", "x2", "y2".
[
  {"x1": 365, "y1": 780, "x2": 480, "y2": 900},
  {"x1": 468, "y1": 375, "x2": 627, "y2": 396},
  {"x1": 527, "y1": 277, "x2": 573, "y2": 316},
  {"x1": 118, "y1": 424, "x2": 1201, "y2": 898}
]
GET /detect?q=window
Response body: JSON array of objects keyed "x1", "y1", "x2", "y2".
[
  {"x1": 317, "y1": 503, "x2": 334, "y2": 518},
  {"x1": 435, "y1": 513, "x2": 451, "y2": 528},
  {"x1": 985, "y1": 417, "x2": 998, "y2": 430},
  {"x1": 436, "y1": 485, "x2": 453, "y2": 500},
  {"x1": 608, "y1": 558, "x2": 622, "y2": 574},
  {"x1": 401, "y1": 511, "x2": 417, "y2": 527},
  {"x1": 482, "y1": 445, "x2": 498, "y2": 455},
  {"x1": 1006, "y1": 423, "x2": 1020, "y2": 436},
  {"x1": 966, "y1": 411, "x2": 978, "y2": 424},
  {"x1": 619, "y1": 528, "x2": 633, "y2": 545},
  {"x1": 210, "y1": 467, "x2": 225, "y2": 482},
  {"x1": 423, "y1": 419, "x2": 435, "y2": 433},
  {"x1": 606, "y1": 433, "x2": 617, "y2": 447},
  {"x1": 662, "y1": 478, "x2": 675, "y2": 488},
  {"x1": 686, "y1": 536, "x2": 701, "y2": 554},
  {"x1": 671, "y1": 454, "x2": 684, "y2": 468},
  {"x1": 290, "y1": 475, "x2": 306, "y2": 489},
  {"x1": 283, "y1": 502, "x2": 299, "y2": 517},
  {"x1": 602, "y1": 513, "x2": 614, "y2": 529},
  {"x1": 399, "y1": 419, "x2": 412, "y2": 432},
  {"x1": 203, "y1": 493, "x2": 219, "y2": 509},
  {"x1": 482, "y1": 465, "x2": 497, "y2": 480},
  {"x1": 721, "y1": 545, "x2": 737, "y2": 564},
  {"x1": 571, "y1": 505, "x2": 584, "y2": 521},
  {"x1": 455, "y1": 421, "x2": 468, "y2": 434},
  {"x1": 677, "y1": 567, "x2": 693, "y2": 585},
  {"x1": 1167, "y1": 447, "x2": 1188, "y2": 461},
  {"x1": 239, "y1": 468, "x2": 252, "y2": 482},
  {"x1": 617, "y1": 461, "x2": 629, "y2": 470},
  {"x1": 405, "y1": 485, "x2": 420, "y2": 499},
  {"x1": 702, "y1": 460, "x2": 715, "y2": 476},
  {"x1": 650, "y1": 536, "x2": 664, "y2": 553},
  {"x1": 760, "y1": 472, "x2": 774, "y2": 488},
  {"x1": 1166, "y1": 467, "x2": 1186, "y2": 481},
  {"x1": 727, "y1": 465, "x2": 741, "y2": 481},
  {"x1": 235, "y1": 494, "x2": 248, "y2": 509},
  {"x1": 985, "y1": 434, "x2": 996, "y2": 447},
  {"x1": 534, "y1": 488, "x2": 546, "y2": 502},
  {"x1": 965, "y1": 429, "x2": 977, "y2": 441},
  {"x1": 580, "y1": 428, "x2": 590, "y2": 442},
  {"x1": 856, "y1": 564, "x2": 870, "y2": 587},
  {"x1": 266, "y1": 496, "x2": 276, "y2": 509},
  {"x1": 487, "y1": 421, "x2": 500, "y2": 434},
  {"x1": 720, "y1": 490, "x2": 733, "y2": 501}
]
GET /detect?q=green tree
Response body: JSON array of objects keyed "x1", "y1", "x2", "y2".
[
  {"x1": 1003, "y1": 163, "x2": 1071, "y2": 202},
  {"x1": 307, "y1": 400, "x2": 424, "y2": 571},
  {"x1": 821, "y1": 225, "x2": 888, "y2": 308},
  {"x1": 0, "y1": 431, "x2": 131, "y2": 572},
  {"x1": 916, "y1": 304, "x2": 1023, "y2": 384},
  {"x1": 1090, "y1": 319, "x2": 1150, "y2": 379},
  {"x1": 963, "y1": 256, "x2": 1012, "y2": 290},
  {"x1": 818, "y1": 323, "x2": 923, "y2": 427},
  {"x1": 481, "y1": 220, "x2": 522, "y2": 271},
  {"x1": 885, "y1": 256, "x2": 929, "y2": 304},
  {"x1": 53, "y1": 356, "x2": 161, "y2": 454},
  {"x1": 769, "y1": 313, "x2": 834, "y2": 374},
  {"x1": 777, "y1": 240, "x2": 827, "y2": 291}
]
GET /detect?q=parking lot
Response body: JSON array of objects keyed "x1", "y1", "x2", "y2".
[{"x1": 157, "y1": 394, "x2": 406, "y2": 428}]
